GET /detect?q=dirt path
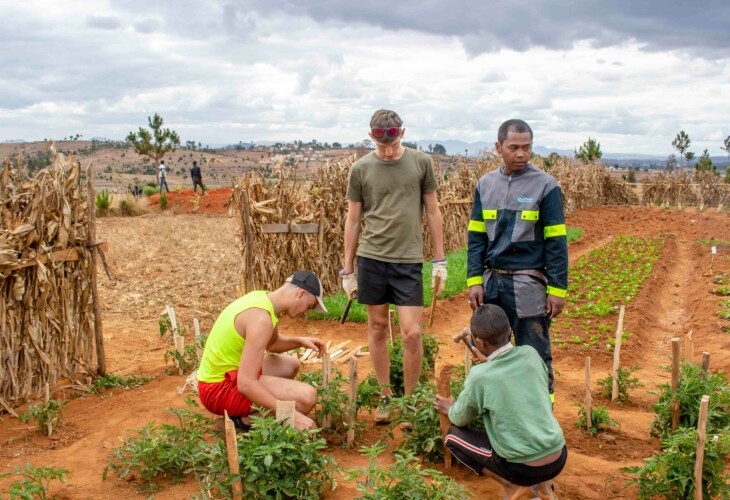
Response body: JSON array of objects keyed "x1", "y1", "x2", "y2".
[{"x1": 1, "y1": 206, "x2": 729, "y2": 499}]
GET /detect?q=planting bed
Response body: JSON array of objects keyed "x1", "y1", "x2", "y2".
[{"x1": 1, "y1": 206, "x2": 729, "y2": 499}]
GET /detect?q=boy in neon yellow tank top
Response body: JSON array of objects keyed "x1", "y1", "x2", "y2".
[{"x1": 198, "y1": 271, "x2": 327, "y2": 431}]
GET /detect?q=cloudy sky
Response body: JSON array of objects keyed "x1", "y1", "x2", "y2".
[{"x1": 1, "y1": 0, "x2": 729, "y2": 155}]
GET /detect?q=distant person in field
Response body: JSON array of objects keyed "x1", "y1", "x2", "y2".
[
  {"x1": 158, "y1": 160, "x2": 170, "y2": 194},
  {"x1": 466, "y1": 119, "x2": 568, "y2": 403},
  {"x1": 190, "y1": 160, "x2": 206, "y2": 195},
  {"x1": 341, "y1": 108, "x2": 445, "y2": 424},
  {"x1": 197, "y1": 271, "x2": 327, "y2": 431},
  {"x1": 435, "y1": 304, "x2": 567, "y2": 497}
]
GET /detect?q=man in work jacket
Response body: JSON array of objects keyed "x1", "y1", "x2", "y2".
[{"x1": 467, "y1": 119, "x2": 568, "y2": 401}]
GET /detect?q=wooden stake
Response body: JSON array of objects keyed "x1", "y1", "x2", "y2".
[
  {"x1": 388, "y1": 309, "x2": 395, "y2": 346},
  {"x1": 322, "y1": 353, "x2": 331, "y2": 429},
  {"x1": 585, "y1": 357, "x2": 592, "y2": 430},
  {"x1": 611, "y1": 305, "x2": 625, "y2": 401},
  {"x1": 429, "y1": 275, "x2": 441, "y2": 328},
  {"x1": 437, "y1": 365, "x2": 455, "y2": 468},
  {"x1": 87, "y1": 163, "x2": 106, "y2": 376},
  {"x1": 241, "y1": 189, "x2": 254, "y2": 293},
  {"x1": 685, "y1": 331, "x2": 694, "y2": 363},
  {"x1": 346, "y1": 357, "x2": 358, "y2": 448},
  {"x1": 45, "y1": 383, "x2": 52, "y2": 437},
  {"x1": 193, "y1": 318, "x2": 202, "y2": 363},
  {"x1": 694, "y1": 395, "x2": 710, "y2": 500},
  {"x1": 301, "y1": 348, "x2": 313, "y2": 361},
  {"x1": 223, "y1": 411, "x2": 243, "y2": 499},
  {"x1": 276, "y1": 400, "x2": 296, "y2": 428},
  {"x1": 700, "y1": 352, "x2": 710, "y2": 378},
  {"x1": 464, "y1": 346, "x2": 472, "y2": 378},
  {"x1": 671, "y1": 338, "x2": 680, "y2": 432}
]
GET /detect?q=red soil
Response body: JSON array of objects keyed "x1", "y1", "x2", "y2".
[{"x1": 147, "y1": 187, "x2": 234, "y2": 215}]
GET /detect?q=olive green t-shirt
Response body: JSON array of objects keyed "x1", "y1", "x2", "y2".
[{"x1": 346, "y1": 148, "x2": 439, "y2": 263}]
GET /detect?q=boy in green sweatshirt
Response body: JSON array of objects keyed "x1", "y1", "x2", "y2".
[{"x1": 435, "y1": 304, "x2": 567, "y2": 494}]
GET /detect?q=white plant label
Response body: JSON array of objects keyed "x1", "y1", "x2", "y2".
[{"x1": 711, "y1": 246, "x2": 717, "y2": 255}]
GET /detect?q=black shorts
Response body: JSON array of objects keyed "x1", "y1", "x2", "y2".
[{"x1": 357, "y1": 256, "x2": 423, "y2": 307}]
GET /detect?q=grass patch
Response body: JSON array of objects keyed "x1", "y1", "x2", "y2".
[{"x1": 313, "y1": 227, "x2": 582, "y2": 323}]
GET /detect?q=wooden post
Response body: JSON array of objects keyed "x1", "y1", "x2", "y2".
[
  {"x1": 194, "y1": 318, "x2": 202, "y2": 363},
  {"x1": 694, "y1": 395, "x2": 710, "y2": 500},
  {"x1": 276, "y1": 400, "x2": 296, "y2": 428},
  {"x1": 166, "y1": 305, "x2": 184, "y2": 375},
  {"x1": 388, "y1": 309, "x2": 395, "y2": 346},
  {"x1": 241, "y1": 188, "x2": 254, "y2": 293},
  {"x1": 322, "y1": 353, "x2": 332, "y2": 429},
  {"x1": 700, "y1": 352, "x2": 710, "y2": 378},
  {"x1": 317, "y1": 207, "x2": 325, "y2": 256},
  {"x1": 684, "y1": 331, "x2": 694, "y2": 363},
  {"x1": 86, "y1": 163, "x2": 106, "y2": 376},
  {"x1": 223, "y1": 411, "x2": 243, "y2": 499},
  {"x1": 464, "y1": 346, "x2": 472, "y2": 378},
  {"x1": 585, "y1": 357, "x2": 592, "y2": 430},
  {"x1": 429, "y1": 275, "x2": 441, "y2": 328},
  {"x1": 44, "y1": 383, "x2": 52, "y2": 437},
  {"x1": 437, "y1": 365, "x2": 455, "y2": 468},
  {"x1": 671, "y1": 338, "x2": 680, "y2": 432},
  {"x1": 346, "y1": 357, "x2": 358, "y2": 448},
  {"x1": 611, "y1": 305, "x2": 625, "y2": 401}
]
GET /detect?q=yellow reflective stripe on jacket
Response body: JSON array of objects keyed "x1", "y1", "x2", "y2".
[
  {"x1": 482, "y1": 209, "x2": 497, "y2": 220},
  {"x1": 468, "y1": 220, "x2": 486, "y2": 233},
  {"x1": 547, "y1": 285, "x2": 567, "y2": 298},
  {"x1": 467, "y1": 276, "x2": 483, "y2": 287},
  {"x1": 544, "y1": 224, "x2": 567, "y2": 238},
  {"x1": 521, "y1": 210, "x2": 539, "y2": 221}
]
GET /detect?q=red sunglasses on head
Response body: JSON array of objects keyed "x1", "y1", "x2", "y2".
[{"x1": 371, "y1": 127, "x2": 401, "y2": 139}]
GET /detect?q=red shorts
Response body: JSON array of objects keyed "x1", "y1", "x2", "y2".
[{"x1": 198, "y1": 369, "x2": 260, "y2": 417}]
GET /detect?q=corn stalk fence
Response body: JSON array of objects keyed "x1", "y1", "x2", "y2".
[
  {"x1": 643, "y1": 170, "x2": 730, "y2": 209},
  {"x1": 0, "y1": 148, "x2": 105, "y2": 411},
  {"x1": 231, "y1": 154, "x2": 638, "y2": 294}
]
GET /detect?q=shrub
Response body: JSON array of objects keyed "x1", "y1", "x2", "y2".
[
  {"x1": 573, "y1": 403, "x2": 618, "y2": 436},
  {"x1": 95, "y1": 189, "x2": 111, "y2": 215},
  {"x1": 0, "y1": 462, "x2": 69, "y2": 500},
  {"x1": 142, "y1": 185, "x2": 157, "y2": 197},
  {"x1": 650, "y1": 362, "x2": 730, "y2": 438},
  {"x1": 159, "y1": 192, "x2": 169, "y2": 210},
  {"x1": 621, "y1": 428, "x2": 730, "y2": 499},
  {"x1": 19, "y1": 399, "x2": 66, "y2": 435},
  {"x1": 597, "y1": 365, "x2": 642, "y2": 403},
  {"x1": 345, "y1": 443, "x2": 471, "y2": 499}
]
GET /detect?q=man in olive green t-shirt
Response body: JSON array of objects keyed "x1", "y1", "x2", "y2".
[{"x1": 341, "y1": 109, "x2": 446, "y2": 424}]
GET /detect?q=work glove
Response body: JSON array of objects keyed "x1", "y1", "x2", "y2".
[
  {"x1": 431, "y1": 259, "x2": 447, "y2": 297},
  {"x1": 339, "y1": 269, "x2": 357, "y2": 299}
]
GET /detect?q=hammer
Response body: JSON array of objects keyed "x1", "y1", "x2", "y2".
[
  {"x1": 453, "y1": 327, "x2": 483, "y2": 362},
  {"x1": 340, "y1": 292, "x2": 356, "y2": 324}
]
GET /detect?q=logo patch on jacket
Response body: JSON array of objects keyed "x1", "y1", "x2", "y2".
[{"x1": 516, "y1": 196, "x2": 534, "y2": 203}]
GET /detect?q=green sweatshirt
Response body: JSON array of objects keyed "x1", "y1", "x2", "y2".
[{"x1": 448, "y1": 345, "x2": 565, "y2": 463}]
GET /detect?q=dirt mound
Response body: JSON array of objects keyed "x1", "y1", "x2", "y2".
[{"x1": 147, "y1": 188, "x2": 233, "y2": 215}]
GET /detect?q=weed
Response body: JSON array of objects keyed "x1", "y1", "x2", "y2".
[
  {"x1": 344, "y1": 443, "x2": 472, "y2": 499},
  {"x1": 19, "y1": 400, "x2": 65, "y2": 434},
  {"x1": 573, "y1": 403, "x2": 618, "y2": 436},
  {"x1": 89, "y1": 373, "x2": 153, "y2": 393},
  {"x1": 650, "y1": 362, "x2": 730, "y2": 438},
  {"x1": 621, "y1": 428, "x2": 730, "y2": 499},
  {"x1": 104, "y1": 402, "x2": 214, "y2": 493},
  {"x1": 0, "y1": 462, "x2": 69, "y2": 500},
  {"x1": 95, "y1": 189, "x2": 111, "y2": 215},
  {"x1": 597, "y1": 366, "x2": 642, "y2": 403}
]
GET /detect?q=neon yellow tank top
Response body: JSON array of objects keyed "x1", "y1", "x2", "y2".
[{"x1": 197, "y1": 291, "x2": 278, "y2": 383}]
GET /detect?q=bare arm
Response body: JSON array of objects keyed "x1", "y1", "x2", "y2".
[
  {"x1": 343, "y1": 200, "x2": 363, "y2": 273},
  {"x1": 235, "y1": 310, "x2": 280, "y2": 412},
  {"x1": 423, "y1": 191, "x2": 445, "y2": 261},
  {"x1": 268, "y1": 334, "x2": 325, "y2": 356}
]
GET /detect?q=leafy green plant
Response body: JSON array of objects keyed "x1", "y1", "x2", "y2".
[
  {"x1": 621, "y1": 428, "x2": 730, "y2": 499},
  {"x1": 142, "y1": 185, "x2": 157, "y2": 197},
  {"x1": 390, "y1": 383, "x2": 444, "y2": 463},
  {"x1": 89, "y1": 372, "x2": 153, "y2": 393},
  {"x1": 0, "y1": 462, "x2": 69, "y2": 500},
  {"x1": 200, "y1": 412, "x2": 337, "y2": 499},
  {"x1": 104, "y1": 401, "x2": 214, "y2": 493},
  {"x1": 597, "y1": 366, "x2": 642, "y2": 403},
  {"x1": 19, "y1": 399, "x2": 66, "y2": 435},
  {"x1": 345, "y1": 443, "x2": 471, "y2": 499},
  {"x1": 159, "y1": 314, "x2": 206, "y2": 374},
  {"x1": 573, "y1": 403, "x2": 618, "y2": 436},
  {"x1": 159, "y1": 192, "x2": 169, "y2": 210},
  {"x1": 716, "y1": 310, "x2": 730, "y2": 320},
  {"x1": 650, "y1": 362, "x2": 730, "y2": 438},
  {"x1": 95, "y1": 189, "x2": 111, "y2": 215},
  {"x1": 388, "y1": 332, "x2": 440, "y2": 397},
  {"x1": 357, "y1": 373, "x2": 382, "y2": 413},
  {"x1": 713, "y1": 285, "x2": 730, "y2": 296}
]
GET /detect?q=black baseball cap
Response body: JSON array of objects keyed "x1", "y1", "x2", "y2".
[{"x1": 286, "y1": 271, "x2": 327, "y2": 313}]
